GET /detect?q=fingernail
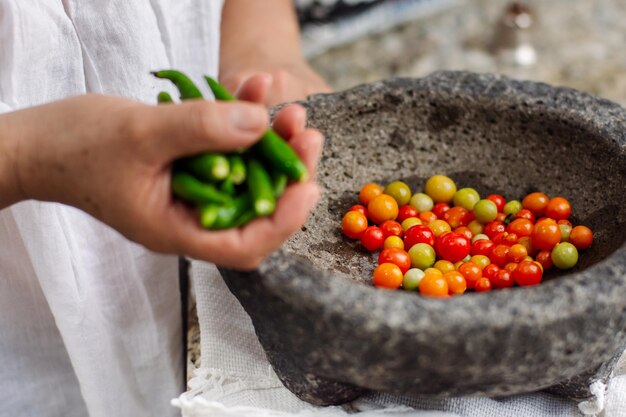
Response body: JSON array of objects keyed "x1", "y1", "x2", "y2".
[{"x1": 231, "y1": 104, "x2": 268, "y2": 132}]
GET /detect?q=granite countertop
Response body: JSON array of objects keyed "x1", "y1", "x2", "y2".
[{"x1": 187, "y1": 0, "x2": 626, "y2": 379}]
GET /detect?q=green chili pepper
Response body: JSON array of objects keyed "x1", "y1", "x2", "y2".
[
  {"x1": 200, "y1": 194, "x2": 252, "y2": 230},
  {"x1": 157, "y1": 91, "x2": 174, "y2": 103},
  {"x1": 270, "y1": 169, "x2": 288, "y2": 198},
  {"x1": 171, "y1": 172, "x2": 231, "y2": 204},
  {"x1": 219, "y1": 177, "x2": 236, "y2": 195},
  {"x1": 247, "y1": 158, "x2": 276, "y2": 217},
  {"x1": 204, "y1": 75, "x2": 309, "y2": 182},
  {"x1": 200, "y1": 205, "x2": 220, "y2": 229},
  {"x1": 152, "y1": 70, "x2": 203, "y2": 100},
  {"x1": 182, "y1": 153, "x2": 230, "y2": 182},
  {"x1": 232, "y1": 208, "x2": 257, "y2": 228},
  {"x1": 228, "y1": 154, "x2": 247, "y2": 185}
]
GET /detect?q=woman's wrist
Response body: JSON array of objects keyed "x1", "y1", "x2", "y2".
[{"x1": 0, "y1": 113, "x2": 26, "y2": 208}]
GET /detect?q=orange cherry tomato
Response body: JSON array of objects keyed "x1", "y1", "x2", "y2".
[
  {"x1": 360, "y1": 183, "x2": 383, "y2": 205},
  {"x1": 569, "y1": 225, "x2": 593, "y2": 249},
  {"x1": 545, "y1": 197, "x2": 571, "y2": 220},
  {"x1": 342, "y1": 211, "x2": 368, "y2": 239},
  {"x1": 522, "y1": 192, "x2": 550, "y2": 217},
  {"x1": 444, "y1": 271, "x2": 467, "y2": 295},
  {"x1": 507, "y1": 218, "x2": 534, "y2": 237},
  {"x1": 367, "y1": 194, "x2": 399, "y2": 224},
  {"x1": 434, "y1": 260, "x2": 456, "y2": 273},
  {"x1": 457, "y1": 261, "x2": 482, "y2": 289},
  {"x1": 532, "y1": 218, "x2": 561, "y2": 251},
  {"x1": 419, "y1": 211, "x2": 438, "y2": 224},
  {"x1": 373, "y1": 263, "x2": 403, "y2": 289},
  {"x1": 383, "y1": 236, "x2": 405, "y2": 250},
  {"x1": 474, "y1": 277, "x2": 492, "y2": 292},
  {"x1": 419, "y1": 273, "x2": 449, "y2": 297},
  {"x1": 508, "y1": 244, "x2": 528, "y2": 262}
]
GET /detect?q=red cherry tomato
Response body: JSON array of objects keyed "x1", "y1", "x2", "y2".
[
  {"x1": 474, "y1": 277, "x2": 492, "y2": 292},
  {"x1": 496, "y1": 212, "x2": 507, "y2": 222},
  {"x1": 432, "y1": 202, "x2": 450, "y2": 219},
  {"x1": 454, "y1": 226, "x2": 473, "y2": 240},
  {"x1": 512, "y1": 260, "x2": 543, "y2": 286},
  {"x1": 535, "y1": 250, "x2": 554, "y2": 270},
  {"x1": 483, "y1": 264, "x2": 500, "y2": 281},
  {"x1": 380, "y1": 220, "x2": 403, "y2": 238},
  {"x1": 349, "y1": 204, "x2": 368, "y2": 217},
  {"x1": 361, "y1": 226, "x2": 385, "y2": 251},
  {"x1": 491, "y1": 269, "x2": 514, "y2": 289},
  {"x1": 397, "y1": 205, "x2": 419, "y2": 223},
  {"x1": 532, "y1": 219, "x2": 561, "y2": 251},
  {"x1": 492, "y1": 232, "x2": 508, "y2": 246},
  {"x1": 378, "y1": 248, "x2": 412, "y2": 273},
  {"x1": 404, "y1": 225, "x2": 435, "y2": 249},
  {"x1": 545, "y1": 197, "x2": 571, "y2": 220},
  {"x1": 486, "y1": 194, "x2": 506, "y2": 212},
  {"x1": 569, "y1": 225, "x2": 593, "y2": 250},
  {"x1": 507, "y1": 218, "x2": 534, "y2": 237},
  {"x1": 436, "y1": 232, "x2": 471, "y2": 262},
  {"x1": 504, "y1": 232, "x2": 519, "y2": 245},
  {"x1": 471, "y1": 239, "x2": 495, "y2": 256},
  {"x1": 489, "y1": 244, "x2": 511, "y2": 268},
  {"x1": 444, "y1": 206, "x2": 469, "y2": 229},
  {"x1": 522, "y1": 192, "x2": 549, "y2": 217},
  {"x1": 484, "y1": 221, "x2": 506, "y2": 239},
  {"x1": 515, "y1": 209, "x2": 536, "y2": 223},
  {"x1": 342, "y1": 211, "x2": 368, "y2": 239}
]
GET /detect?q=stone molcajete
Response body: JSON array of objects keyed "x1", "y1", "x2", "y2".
[{"x1": 218, "y1": 71, "x2": 626, "y2": 405}]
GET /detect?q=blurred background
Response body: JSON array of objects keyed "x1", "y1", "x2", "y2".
[
  {"x1": 188, "y1": 0, "x2": 625, "y2": 374},
  {"x1": 297, "y1": 0, "x2": 625, "y2": 106}
]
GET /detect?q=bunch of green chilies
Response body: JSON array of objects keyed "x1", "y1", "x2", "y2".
[{"x1": 153, "y1": 70, "x2": 308, "y2": 230}]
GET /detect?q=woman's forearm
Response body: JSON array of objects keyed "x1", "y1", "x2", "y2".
[
  {"x1": 0, "y1": 114, "x2": 25, "y2": 209},
  {"x1": 220, "y1": 0, "x2": 302, "y2": 74}
]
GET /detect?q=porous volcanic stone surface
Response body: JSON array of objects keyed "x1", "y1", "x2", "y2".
[{"x1": 219, "y1": 71, "x2": 626, "y2": 405}]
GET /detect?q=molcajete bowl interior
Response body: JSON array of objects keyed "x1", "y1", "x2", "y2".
[{"x1": 218, "y1": 71, "x2": 626, "y2": 406}]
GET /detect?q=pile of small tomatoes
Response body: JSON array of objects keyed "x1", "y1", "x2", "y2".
[{"x1": 341, "y1": 175, "x2": 593, "y2": 298}]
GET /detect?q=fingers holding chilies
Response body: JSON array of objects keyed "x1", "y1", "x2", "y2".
[{"x1": 152, "y1": 70, "x2": 203, "y2": 100}]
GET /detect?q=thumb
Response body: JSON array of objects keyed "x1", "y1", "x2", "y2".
[{"x1": 142, "y1": 100, "x2": 269, "y2": 160}]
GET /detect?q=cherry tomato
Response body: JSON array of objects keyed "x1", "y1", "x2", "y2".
[
  {"x1": 471, "y1": 239, "x2": 495, "y2": 256},
  {"x1": 457, "y1": 261, "x2": 482, "y2": 289},
  {"x1": 559, "y1": 224, "x2": 572, "y2": 242},
  {"x1": 419, "y1": 273, "x2": 449, "y2": 297},
  {"x1": 425, "y1": 175, "x2": 457, "y2": 203},
  {"x1": 486, "y1": 194, "x2": 506, "y2": 212},
  {"x1": 434, "y1": 260, "x2": 456, "y2": 273},
  {"x1": 507, "y1": 218, "x2": 533, "y2": 237},
  {"x1": 428, "y1": 219, "x2": 452, "y2": 237},
  {"x1": 454, "y1": 226, "x2": 473, "y2": 240},
  {"x1": 473, "y1": 199, "x2": 498, "y2": 224},
  {"x1": 503, "y1": 200, "x2": 522, "y2": 216},
  {"x1": 474, "y1": 277, "x2": 492, "y2": 292},
  {"x1": 401, "y1": 217, "x2": 423, "y2": 231},
  {"x1": 507, "y1": 243, "x2": 527, "y2": 262},
  {"x1": 522, "y1": 192, "x2": 549, "y2": 217},
  {"x1": 408, "y1": 243, "x2": 437, "y2": 270},
  {"x1": 367, "y1": 194, "x2": 399, "y2": 224},
  {"x1": 491, "y1": 269, "x2": 514, "y2": 289},
  {"x1": 469, "y1": 255, "x2": 491, "y2": 270},
  {"x1": 444, "y1": 271, "x2": 467, "y2": 295},
  {"x1": 361, "y1": 226, "x2": 385, "y2": 251},
  {"x1": 489, "y1": 244, "x2": 511, "y2": 268},
  {"x1": 471, "y1": 233, "x2": 489, "y2": 243},
  {"x1": 404, "y1": 224, "x2": 435, "y2": 249},
  {"x1": 545, "y1": 197, "x2": 571, "y2": 220},
  {"x1": 342, "y1": 211, "x2": 368, "y2": 239},
  {"x1": 373, "y1": 263, "x2": 403, "y2": 289},
  {"x1": 424, "y1": 267, "x2": 443, "y2": 277},
  {"x1": 378, "y1": 248, "x2": 412, "y2": 273},
  {"x1": 436, "y1": 232, "x2": 471, "y2": 262},
  {"x1": 517, "y1": 236, "x2": 534, "y2": 254},
  {"x1": 483, "y1": 264, "x2": 500, "y2": 281},
  {"x1": 383, "y1": 236, "x2": 405, "y2": 250},
  {"x1": 557, "y1": 219, "x2": 573, "y2": 228},
  {"x1": 504, "y1": 262, "x2": 519, "y2": 273},
  {"x1": 569, "y1": 225, "x2": 593, "y2": 249},
  {"x1": 467, "y1": 220, "x2": 484, "y2": 236},
  {"x1": 551, "y1": 242, "x2": 578, "y2": 269},
  {"x1": 359, "y1": 183, "x2": 383, "y2": 205},
  {"x1": 496, "y1": 212, "x2": 508, "y2": 222},
  {"x1": 484, "y1": 221, "x2": 506, "y2": 239},
  {"x1": 432, "y1": 202, "x2": 450, "y2": 219},
  {"x1": 535, "y1": 250, "x2": 553, "y2": 270},
  {"x1": 380, "y1": 220, "x2": 403, "y2": 238},
  {"x1": 515, "y1": 209, "x2": 535, "y2": 223},
  {"x1": 453, "y1": 188, "x2": 481, "y2": 211},
  {"x1": 397, "y1": 205, "x2": 419, "y2": 222},
  {"x1": 349, "y1": 204, "x2": 367, "y2": 217},
  {"x1": 403, "y1": 268, "x2": 425, "y2": 291},
  {"x1": 419, "y1": 211, "x2": 437, "y2": 224},
  {"x1": 532, "y1": 218, "x2": 561, "y2": 251},
  {"x1": 512, "y1": 260, "x2": 543, "y2": 286},
  {"x1": 504, "y1": 232, "x2": 519, "y2": 245},
  {"x1": 491, "y1": 232, "x2": 508, "y2": 246},
  {"x1": 384, "y1": 181, "x2": 412, "y2": 206},
  {"x1": 444, "y1": 206, "x2": 469, "y2": 229},
  {"x1": 409, "y1": 193, "x2": 434, "y2": 213}
]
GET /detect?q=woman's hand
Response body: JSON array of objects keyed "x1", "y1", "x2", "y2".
[{"x1": 0, "y1": 85, "x2": 322, "y2": 269}]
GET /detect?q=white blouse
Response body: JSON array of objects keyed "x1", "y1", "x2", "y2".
[{"x1": 0, "y1": 1, "x2": 223, "y2": 416}]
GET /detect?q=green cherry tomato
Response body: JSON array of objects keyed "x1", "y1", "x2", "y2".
[
  {"x1": 471, "y1": 233, "x2": 490, "y2": 243},
  {"x1": 409, "y1": 193, "x2": 434, "y2": 213},
  {"x1": 551, "y1": 242, "x2": 578, "y2": 269},
  {"x1": 453, "y1": 188, "x2": 481, "y2": 211},
  {"x1": 503, "y1": 200, "x2": 522, "y2": 216},
  {"x1": 408, "y1": 243, "x2": 436, "y2": 270},
  {"x1": 403, "y1": 268, "x2": 426, "y2": 291},
  {"x1": 384, "y1": 181, "x2": 412, "y2": 206},
  {"x1": 559, "y1": 224, "x2": 572, "y2": 242},
  {"x1": 473, "y1": 199, "x2": 498, "y2": 223}
]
